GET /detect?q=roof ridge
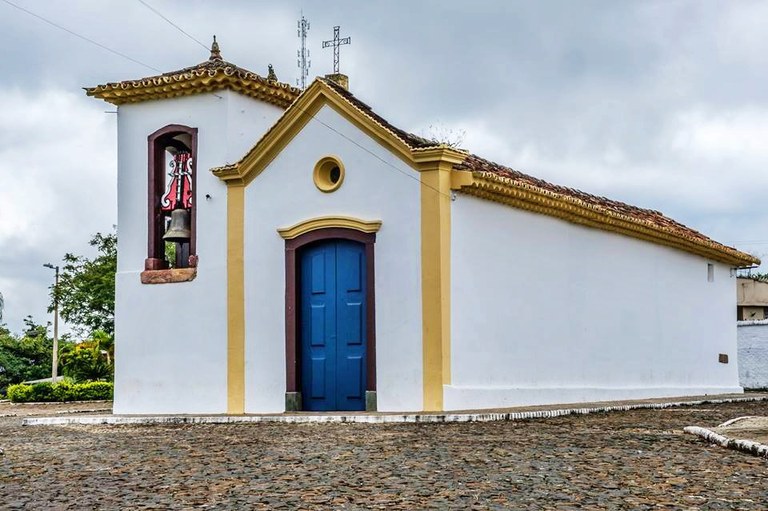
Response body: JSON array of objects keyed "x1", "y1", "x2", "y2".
[{"x1": 317, "y1": 77, "x2": 441, "y2": 150}]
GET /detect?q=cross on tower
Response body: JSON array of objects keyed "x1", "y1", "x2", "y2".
[{"x1": 322, "y1": 26, "x2": 350, "y2": 74}]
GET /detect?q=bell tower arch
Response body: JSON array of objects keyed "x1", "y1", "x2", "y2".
[{"x1": 146, "y1": 124, "x2": 198, "y2": 270}]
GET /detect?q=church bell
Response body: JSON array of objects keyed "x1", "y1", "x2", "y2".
[{"x1": 163, "y1": 208, "x2": 192, "y2": 243}]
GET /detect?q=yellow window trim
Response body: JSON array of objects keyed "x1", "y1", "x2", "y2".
[
  {"x1": 313, "y1": 155, "x2": 345, "y2": 193},
  {"x1": 277, "y1": 216, "x2": 382, "y2": 240}
]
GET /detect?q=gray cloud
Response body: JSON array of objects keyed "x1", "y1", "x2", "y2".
[{"x1": 1, "y1": 0, "x2": 767, "y2": 333}]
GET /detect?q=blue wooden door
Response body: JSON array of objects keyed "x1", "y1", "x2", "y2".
[{"x1": 300, "y1": 240, "x2": 367, "y2": 411}]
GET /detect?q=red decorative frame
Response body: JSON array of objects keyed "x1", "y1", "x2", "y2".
[
  {"x1": 284, "y1": 228, "x2": 377, "y2": 395},
  {"x1": 145, "y1": 124, "x2": 198, "y2": 270}
]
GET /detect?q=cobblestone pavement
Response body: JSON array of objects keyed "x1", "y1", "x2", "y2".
[{"x1": 1, "y1": 401, "x2": 767, "y2": 510}]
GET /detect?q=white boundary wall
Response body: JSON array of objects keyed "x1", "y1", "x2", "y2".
[
  {"x1": 114, "y1": 92, "x2": 283, "y2": 414},
  {"x1": 737, "y1": 322, "x2": 768, "y2": 389},
  {"x1": 447, "y1": 194, "x2": 742, "y2": 410},
  {"x1": 242, "y1": 104, "x2": 423, "y2": 413}
]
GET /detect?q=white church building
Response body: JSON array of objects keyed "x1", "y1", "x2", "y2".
[{"x1": 87, "y1": 41, "x2": 758, "y2": 415}]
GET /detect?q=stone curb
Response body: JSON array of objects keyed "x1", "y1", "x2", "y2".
[
  {"x1": 4, "y1": 400, "x2": 112, "y2": 406},
  {"x1": 21, "y1": 395, "x2": 768, "y2": 426},
  {"x1": 684, "y1": 426, "x2": 768, "y2": 458},
  {"x1": 0, "y1": 408, "x2": 111, "y2": 418},
  {"x1": 717, "y1": 416, "x2": 760, "y2": 428}
]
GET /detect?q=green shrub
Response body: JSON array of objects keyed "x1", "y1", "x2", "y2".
[
  {"x1": 6, "y1": 381, "x2": 113, "y2": 403},
  {"x1": 29, "y1": 382, "x2": 55, "y2": 402},
  {"x1": 74, "y1": 381, "x2": 113, "y2": 401},
  {"x1": 6, "y1": 383, "x2": 33, "y2": 402},
  {"x1": 52, "y1": 380, "x2": 75, "y2": 402}
]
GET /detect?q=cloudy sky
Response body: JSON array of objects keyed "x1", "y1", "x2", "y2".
[{"x1": 1, "y1": 0, "x2": 767, "y2": 335}]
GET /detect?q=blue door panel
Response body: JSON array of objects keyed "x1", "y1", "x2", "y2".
[
  {"x1": 342, "y1": 251, "x2": 363, "y2": 292},
  {"x1": 300, "y1": 239, "x2": 367, "y2": 411},
  {"x1": 310, "y1": 252, "x2": 326, "y2": 294},
  {"x1": 310, "y1": 304, "x2": 326, "y2": 347},
  {"x1": 310, "y1": 357, "x2": 326, "y2": 399},
  {"x1": 343, "y1": 355, "x2": 363, "y2": 400},
  {"x1": 341, "y1": 302, "x2": 363, "y2": 345}
]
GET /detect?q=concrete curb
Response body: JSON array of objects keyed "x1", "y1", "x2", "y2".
[
  {"x1": 684, "y1": 426, "x2": 768, "y2": 458},
  {"x1": 21, "y1": 395, "x2": 768, "y2": 426}
]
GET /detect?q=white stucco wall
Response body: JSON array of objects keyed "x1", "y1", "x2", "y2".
[
  {"x1": 447, "y1": 194, "x2": 742, "y2": 410},
  {"x1": 114, "y1": 91, "x2": 284, "y2": 414},
  {"x1": 243, "y1": 104, "x2": 423, "y2": 413},
  {"x1": 737, "y1": 322, "x2": 768, "y2": 389}
]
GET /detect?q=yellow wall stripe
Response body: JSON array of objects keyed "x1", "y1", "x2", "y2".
[
  {"x1": 227, "y1": 184, "x2": 246, "y2": 414},
  {"x1": 420, "y1": 163, "x2": 452, "y2": 411}
]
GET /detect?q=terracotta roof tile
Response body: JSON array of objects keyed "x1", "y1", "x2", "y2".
[
  {"x1": 279, "y1": 79, "x2": 756, "y2": 265},
  {"x1": 86, "y1": 55, "x2": 300, "y2": 108},
  {"x1": 319, "y1": 78, "x2": 438, "y2": 150},
  {"x1": 454, "y1": 153, "x2": 756, "y2": 264},
  {"x1": 206, "y1": 73, "x2": 757, "y2": 266}
]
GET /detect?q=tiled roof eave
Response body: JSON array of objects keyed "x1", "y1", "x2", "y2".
[
  {"x1": 455, "y1": 171, "x2": 759, "y2": 268},
  {"x1": 86, "y1": 72, "x2": 300, "y2": 108}
]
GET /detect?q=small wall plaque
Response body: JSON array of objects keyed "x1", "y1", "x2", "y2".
[{"x1": 718, "y1": 353, "x2": 729, "y2": 364}]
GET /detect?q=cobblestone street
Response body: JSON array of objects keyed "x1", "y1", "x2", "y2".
[{"x1": 1, "y1": 400, "x2": 767, "y2": 509}]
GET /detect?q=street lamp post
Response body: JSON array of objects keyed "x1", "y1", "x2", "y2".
[{"x1": 43, "y1": 263, "x2": 59, "y2": 383}]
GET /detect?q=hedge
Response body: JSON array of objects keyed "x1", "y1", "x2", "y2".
[{"x1": 7, "y1": 381, "x2": 113, "y2": 403}]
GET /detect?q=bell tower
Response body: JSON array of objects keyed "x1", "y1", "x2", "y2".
[{"x1": 86, "y1": 38, "x2": 301, "y2": 414}]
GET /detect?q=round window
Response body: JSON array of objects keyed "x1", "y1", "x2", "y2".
[{"x1": 313, "y1": 156, "x2": 345, "y2": 193}]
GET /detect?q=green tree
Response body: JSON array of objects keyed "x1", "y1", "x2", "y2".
[
  {"x1": 0, "y1": 317, "x2": 54, "y2": 394},
  {"x1": 59, "y1": 330, "x2": 113, "y2": 382},
  {"x1": 50, "y1": 232, "x2": 116, "y2": 336}
]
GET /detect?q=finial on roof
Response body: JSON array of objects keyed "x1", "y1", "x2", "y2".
[
  {"x1": 324, "y1": 73, "x2": 349, "y2": 90},
  {"x1": 267, "y1": 64, "x2": 277, "y2": 81},
  {"x1": 210, "y1": 35, "x2": 222, "y2": 61}
]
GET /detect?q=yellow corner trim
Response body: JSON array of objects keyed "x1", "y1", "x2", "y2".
[
  {"x1": 420, "y1": 162, "x2": 453, "y2": 412},
  {"x1": 277, "y1": 216, "x2": 382, "y2": 240},
  {"x1": 226, "y1": 184, "x2": 246, "y2": 414}
]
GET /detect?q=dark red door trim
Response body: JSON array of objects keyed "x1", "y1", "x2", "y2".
[{"x1": 285, "y1": 228, "x2": 377, "y2": 393}]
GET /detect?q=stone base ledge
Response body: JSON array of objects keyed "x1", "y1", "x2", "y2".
[
  {"x1": 443, "y1": 385, "x2": 745, "y2": 411},
  {"x1": 140, "y1": 268, "x2": 196, "y2": 284},
  {"x1": 21, "y1": 395, "x2": 768, "y2": 427}
]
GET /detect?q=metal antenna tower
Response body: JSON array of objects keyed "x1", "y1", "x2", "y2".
[
  {"x1": 322, "y1": 26, "x2": 350, "y2": 74},
  {"x1": 296, "y1": 13, "x2": 311, "y2": 89}
]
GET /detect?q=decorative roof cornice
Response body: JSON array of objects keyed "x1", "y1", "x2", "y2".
[
  {"x1": 452, "y1": 169, "x2": 759, "y2": 267},
  {"x1": 209, "y1": 69, "x2": 756, "y2": 268},
  {"x1": 211, "y1": 78, "x2": 457, "y2": 184},
  {"x1": 85, "y1": 38, "x2": 300, "y2": 108}
]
